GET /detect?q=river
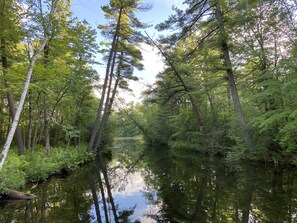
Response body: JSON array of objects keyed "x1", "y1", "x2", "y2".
[{"x1": 1, "y1": 139, "x2": 297, "y2": 222}]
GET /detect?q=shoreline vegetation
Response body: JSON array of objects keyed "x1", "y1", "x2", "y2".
[
  {"x1": 1, "y1": 0, "x2": 297, "y2": 202},
  {"x1": 0, "y1": 137, "x2": 295, "y2": 201},
  {"x1": 0, "y1": 146, "x2": 95, "y2": 197}
]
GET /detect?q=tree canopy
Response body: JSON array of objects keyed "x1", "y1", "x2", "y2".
[{"x1": 0, "y1": 0, "x2": 297, "y2": 170}]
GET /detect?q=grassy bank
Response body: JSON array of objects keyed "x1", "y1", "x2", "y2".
[{"x1": 0, "y1": 147, "x2": 95, "y2": 194}]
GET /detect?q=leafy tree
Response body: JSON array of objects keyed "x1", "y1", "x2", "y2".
[
  {"x1": 0, "y1": 0, "x2": 99, "y2": 170},
  {"x1": 137, "y1": 0, "x2": 297, "y2": 163},
  {"x1": 0, "y1": 0, "x2": 26, "y2": 155},
  {"x1": 89, "y1": 0, "x2": 149, "y2": 153},
  {"x1": 0, "y1": 0, "x2": 59, "y2": 170}
]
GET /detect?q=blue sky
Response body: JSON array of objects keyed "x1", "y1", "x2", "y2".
[
  {"x1": 70, "y1": 0, "x2": 185, "y2": 103},
  {"x1": 71, "y1": 0, "x2": 184, "y2": 29}
]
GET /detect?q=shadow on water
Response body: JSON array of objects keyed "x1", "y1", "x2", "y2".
[
  {"x1": 1, "y1": 140, "x2": 297, "y2": 222},
  {"x1": 143, "y1": 148, "x2": 297, "y2": 222}
]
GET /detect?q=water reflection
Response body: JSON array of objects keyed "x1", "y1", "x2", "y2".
[
  {"x1": 1, "y1": 140, "x2": 297, "y2": 222},
  {"x1": 143, "y1": 149, "x2": 297, "y2": 222},
  {"x1": 0, "y1": 166, "x2": 95, "y2": 223},
  {"x1": 0, "y1": 140, "x2": 155, "y2": 223}
]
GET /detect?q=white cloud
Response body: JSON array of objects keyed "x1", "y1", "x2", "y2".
[
  {"x1": 137, "y1": 43, "x2": 164, "y2": 83},
  {"x1": 112, "y1": 171, "x2": 145, "y2": 196},
  {"x1": 93, "y1": 44, "x2": 164, "y2": 104},
  {"x1": 118, "y1": 43, "x2": 164, "y2": 103}
]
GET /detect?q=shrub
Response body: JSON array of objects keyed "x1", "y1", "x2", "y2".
[
  {"x1": 0, "y1": 147, "x2": 95, "y2": 193},
  {"x1": 0, "y1": 154, "x2": 27, "y2": 193}
]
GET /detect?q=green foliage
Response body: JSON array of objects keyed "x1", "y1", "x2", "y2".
[
  {"x1": 140, "y1": 104, "x2": 171, "y2": 145},
  {"x1": 132, "y1": 0, "x2": 297, "y2": 165},
  {"x1": 0, "y1": 147, "x2": 95, "y2": 193},
  {"x1": 0, "y1": 153, "x2": 27, "y2": 192},
  {"x1": 110, "y1": 111, "x2": 141, "y2": 137}
]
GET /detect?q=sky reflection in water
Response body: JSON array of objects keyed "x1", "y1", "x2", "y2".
[{"x1": 1, "y1": 139, "x2": 297, "y2": 222}]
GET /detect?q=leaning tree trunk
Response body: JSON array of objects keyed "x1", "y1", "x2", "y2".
[
  {"x1": 94, "y1": 71, "x2": 120, "y2": 152},
  {"x1": 1, "y1": 41, "x2": 25, "y2": 155},
  {"x1": 214, "y1": 0, "x2": 252, "y2": 149},
  {"x1": 0, "y1": 1, "x2": 58, "y2": 171},
  {"x1": 147, "y1": 33, "x2": 205, "y2": 131},
  {"x1": 88, "y1": 6, "x2": 123, "y2": 152},
  {"x1": 94, "y1": 49, "x2": 122, "y2": 152},
  {"x1": 5, "y1": 88, "x2": 25, "y2": 155},
  {"x1": 0, "y1": 44, "x2": 48, "y2": 170}
]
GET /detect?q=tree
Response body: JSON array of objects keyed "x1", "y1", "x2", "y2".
[
  {"x1": 25, "y1": 4, "x2": 98, "y2": 153},
  {"x1": 213, "y1": 0, "x2": 252, "y2": 149},
  {"x1": 155, "y1": 0, "x2": 253, "y2": 149},
  {"x1": 140, "y1": 0, "x2": 297, "y2": 161},
  {"x1": 0, "y1": 0, "x2": 59, "y2": 171},
  {"x1": 88, "y1": 0, "x2": 149, "y2": 153},
  {"x1": 0, "y1": 0, "x2": 26, "y2": 155},
  {"x1": 146, "y1": 34, "x2": 205, "y2": 132}
]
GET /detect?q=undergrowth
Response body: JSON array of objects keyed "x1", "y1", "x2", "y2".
[{"x1": 0, "y1": 147, "x2": 94, "y2": 193}]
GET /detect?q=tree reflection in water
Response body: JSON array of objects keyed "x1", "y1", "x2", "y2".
[
  {"x1": 1, "y1": 140, "x2": 297, "y2": 222},
  {"x1": 0, "y1": 139, "x2": 148, "y2": 223},
  {"x1": 143, "y1": 148, "x2": 297, "y2": 222}
]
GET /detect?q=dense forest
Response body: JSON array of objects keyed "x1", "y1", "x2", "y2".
[
  {"x1": 0, "y1": 0, "x2": 297, "y2": 191},
  {"x1": 116, "y1": 0, "x2": 297, "y2": 165}
]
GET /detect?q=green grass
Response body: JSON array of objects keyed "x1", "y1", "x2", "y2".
[{"x1": 0, "y1": 147, "x2": 95, "y2": 194}]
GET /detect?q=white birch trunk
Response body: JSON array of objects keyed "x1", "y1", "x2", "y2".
[{"x1": 0, "y1": 1, "x2": 58, "y2": 171}]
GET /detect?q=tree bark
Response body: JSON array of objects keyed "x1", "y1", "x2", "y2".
[
  {"x1": 43, "y1": 41, "x2": 51, "y2": 154},
  {"x1": 95, "y1": 75, "x2": 120, "y2": 152},
  {"x1": 94, "y1": 53, "x2": 123, "y2": 152},
  {"x1": 0, "y1": 43, "x2": 47, "y2": 169},
  {"x1": 0, "y1": 0, "x2": 58, "y2": 171},
  {"x1": 27, "y1": 90, "x2": 33, "y2": 149},
  {"x1": 1, "y1": 41, "x2": 25, "y2": 155},
  {"x1": 88, "y1": 5, "x2": 123, "y2": 152},
  {"x1": 214, "y1": 0, "x2": 252, "y2": 149},
  {"x1": 44, "y1": 109, "x2": 50, "y2": 155},
  {"x1": 5, "y1": 90, "x2": 25, "y2": 155},
  {"x1": 32, "y1": 122, "x2": 39, "y2": 151}
]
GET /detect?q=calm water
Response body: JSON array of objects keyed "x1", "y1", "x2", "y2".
[{"x1": 1, "y1": 139, "x2": 297, "y2": 223}]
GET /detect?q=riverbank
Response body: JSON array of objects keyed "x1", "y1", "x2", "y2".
[{"x1": 0, "y1": 147, "x2": 95, "y2": 196}]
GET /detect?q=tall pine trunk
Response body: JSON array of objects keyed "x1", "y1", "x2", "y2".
[
  {"x1": 94, "y1": 67, "x2": 121, "y2": 152},
  {"x1": 88, "y1": 6, "x2": 123, "y2": 152},
  {"x1": 214, "y1": 0, "x2": 252, "y2": 149}
]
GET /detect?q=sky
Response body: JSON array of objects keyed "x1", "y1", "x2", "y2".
[{"x1": 70, "y1": 0, "x2": 185, "y2": 103}]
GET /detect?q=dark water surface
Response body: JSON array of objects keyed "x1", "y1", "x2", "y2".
[{"x1": 1, "y1": 139, "x2": 297, "y2": 222}]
